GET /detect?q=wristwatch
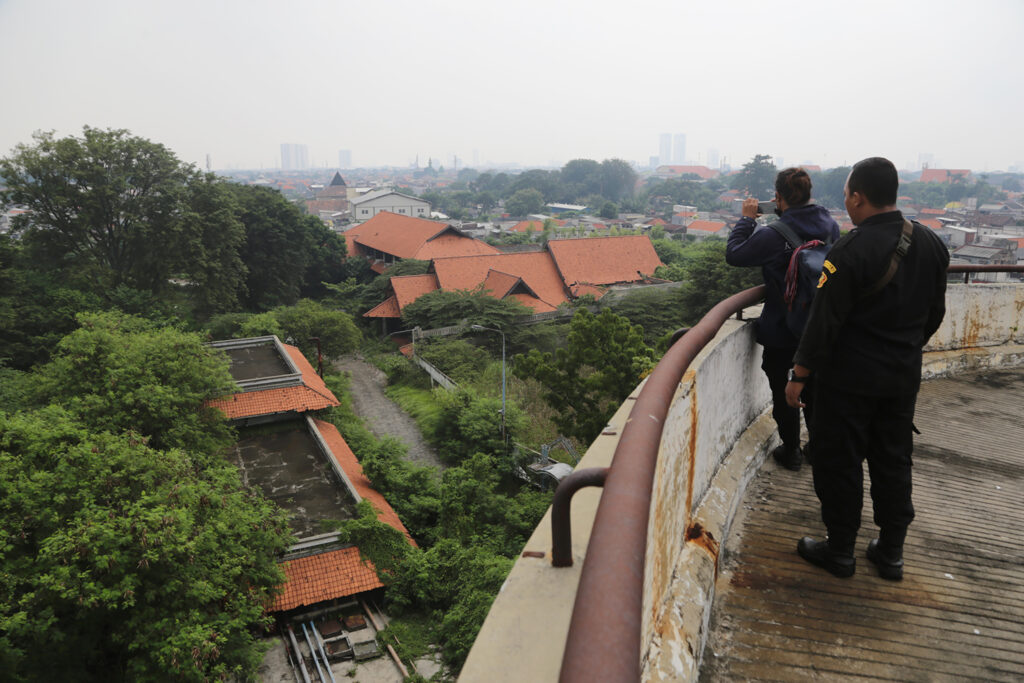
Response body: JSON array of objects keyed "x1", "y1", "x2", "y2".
[{"x1": 788, "y1": 368, "x2": 810, "y2": 383}]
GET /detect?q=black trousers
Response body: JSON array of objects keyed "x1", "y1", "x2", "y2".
[
  {"x1": 810, "y1": 386, "x2": 917, "y2": 552},
  {"x1": 761, "y1": 345, "x2": 814, "y2": 451}
]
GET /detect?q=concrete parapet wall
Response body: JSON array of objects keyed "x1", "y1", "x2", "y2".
[{"x1": 461, "y1": 283, "x2": 1024, "y2": 683}]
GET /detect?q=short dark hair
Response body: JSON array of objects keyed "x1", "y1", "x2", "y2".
[
  {"x1": 848, "y1": 157, "x2": 898, "y2": 207},
  {"x1": 775, "y1": 167, "x2": 812, "y2": 207}
]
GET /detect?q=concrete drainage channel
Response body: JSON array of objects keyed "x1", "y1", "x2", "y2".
[{"x1": 262, "y1": 599, "x2": 435, "y2": 682}]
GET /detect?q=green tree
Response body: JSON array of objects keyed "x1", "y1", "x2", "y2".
[
  {"x1": 269, "y1": 299, "x2": 361, "y2": 360},
  {"x1": 656, "y1": 240, "x2": 763, "y2": 322},
  {"x1": 599, "y1": 201, "x2": 619, "y2": 219},
  {"x1": 432, "y1": 389, "x2": 524, "y2": 467},
  {"x1": 599, "y1": 158, "x2": 638, "y2": 202},
  {"x1": 30, "y1": 312, "x2": 237, "y2": 457},
  {"x1": 0, "y1": 407, "x2": 291, "y2": 681},
  {"x1": 731, "y1": 154, "x2": 777, "y2": 198},
  {"x1": 514, "y1": 308, "x2": 655, "y2": 443},
  {"x1": 0, "y1": 128, "x2": 198, "y2": 293},
  {"x1": 504, "y1": 188, "x2": 545, "y2": 216},
  {"x1": 400, "y1": 288, "x2": 531, "y2": 331}
]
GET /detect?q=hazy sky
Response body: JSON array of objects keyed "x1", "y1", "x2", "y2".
[{"x1": 2, "y1": 0, "x2": 1022, "y2": 172}]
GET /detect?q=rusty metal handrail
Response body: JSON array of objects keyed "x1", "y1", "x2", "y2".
[
  {"x1": 550, "y1": 467, "x2": 609, "y2": 567},
  {"x1": 557, "y1": 284, "x2": 766, "y2": 682},
  {"x1": 555, "y1": 264, "x2": 1022, "y2": 681}
]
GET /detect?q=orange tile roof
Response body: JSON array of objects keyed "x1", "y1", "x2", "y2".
[
  {"x1": 349, "y1": 212, "x2": 499, "y2": 261},
  {"x1": 686, "y1": 220, "x2": 728, "y2": 234},
  {"x1": 657, "y1": 165, "x2": 719, "y2": 179},
  {"x1": 920, "y1": 208, "x2": 946, "y2": 215},
  {"x1": 365, "y1": 295, "x2": 401, "y2": 318},
  {"x1": 508, "y1": 219, "x2": 565, "y2": 233},
  {"x1": 207, "y1": 345, "x2": 339, "y2": 420},
  {"x1": 507, "y1": 292, "x2": 558, "y2": 313},
  {"x1": 648, "y1": 218, "x2": 667, "y2": 226},
  {"x1": 548, "y1": 236, "x2": 663, "y2": 286},
  {"x1": 918, "y1": 219, "x2": 943, "y2": 231},
  {"x1": 432, "y1": 252, "x2": 570, "y2": 309},
  {"x1": 570, "y1": 283, "x2": 606, "y2": 299},
  {"x1": 414, "y1": 231, "x2": 501, "y2": 259},
  {"x1": 391, "y1": 273, "x2": 440, "y2": 309},
  {"x1": 369, "y1": 261, "x2": 390, "y2": 274},
  {"x1": 919, "y1": 168, "x2": 970, "y2": 184},
  {"x1": 272, "y1": 546, "x2": 382, "y2": 612},
  {"x1": 481, "y1": 269, "x2": 521, "y2": 298},
  {"x1": 312, "y1": 418, "x2": 413, "y2": 543}
]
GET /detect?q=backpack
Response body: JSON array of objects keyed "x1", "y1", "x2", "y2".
[{"x1": 768, "y1": 219, "x2": 832, "y2": 338}]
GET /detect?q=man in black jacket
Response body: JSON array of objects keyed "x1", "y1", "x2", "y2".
[
  {"x1": 726, "y1": 168, "x2": 840, "y2": 471},
  {"x1": 785, "y1": 157, "x2": 949, "y2": 580}
]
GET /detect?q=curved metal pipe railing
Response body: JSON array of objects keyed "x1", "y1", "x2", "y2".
[
  {"x1": 557, "y1": 284, "x2": 765, "y2": 682},
  {"x1": 556, "y1": 264, "x2": 1023, "y2": 682}
]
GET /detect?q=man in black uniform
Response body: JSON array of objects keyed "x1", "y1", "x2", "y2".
[{"x1": 784, "y1": 157, "x2": 949, "y2": 580}]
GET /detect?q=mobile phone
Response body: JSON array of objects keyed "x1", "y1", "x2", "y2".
[{"x1": 757, "y1": 201, "x2": 777, "y2": 215}]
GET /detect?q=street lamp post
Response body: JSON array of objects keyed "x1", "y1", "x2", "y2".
[{"x1": 471, "y1": 324, "x2": 506, "y2": 445}]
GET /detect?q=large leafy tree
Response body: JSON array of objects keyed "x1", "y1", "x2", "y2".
[
  {"x1": 0, "y1": 313, "x2": 293, "y2": 681},
  {"x1": 514, "y1": 308, "x2": 655, "y2": 443},
  {"x1": 504, "y1": 188, "x2": 545, "y2": 216},
  {"x1": 226, "y1": 184, "x2": 346, "y2": 311},
  {"x1": 400, "y1": 288, "x2": 531, "y2": 331},
  {"x1": 0, "y1": 128, "x2": 244, "y2": 305},
  {"x1": 30, "y1": 312, "x2": 237, "y2": 457},
  {"x1": 731, "y1": 153, "x2": 778, "y2": 198}
]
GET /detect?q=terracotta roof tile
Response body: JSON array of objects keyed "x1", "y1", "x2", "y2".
[
  {"x1": 432, "y1": 252, "x2": 569, "y2": 309},
  {"x1": 547, "y1": 236, "x2": 663, "y2": 286},
  {"x1": 508, "y1": 219, "x2": 564, "y2": 233},
  {"x1": 207, "y1": 344, "x2": 338, "y2": 420},
  {"x1": 920, "y1": 208, "x2": 946, "y2": 215},
  {"x1": 919, "y1": 168, "x2": 970, "y2": 184},
  {"x1": 507, "y1": 292, "x2": 558, "y2": 313},
  {"x1": 350, "y1": 212, "x2": 499, "y2": 261},
  {"x1": 570, "y1": 283, "x2": 606, "y2": 299},
  {"x1": 391, "y1": 273, "x2": 440, "y2": 309},
  {"x1": 919, "y1": 218, "x2": 943, "y2": 231},
  {"x1": 312, "y1": 418, "x2": 413, "y2": 543},
  {"x1": 686, "y1": 220, "x2": 728, "y2": 234},
  {"x1": 365, "y1": 295, "x2": 401, "y2": 318},
  {"x1": 481, "y1": 269, "x2": 521, "y2": 298},
  {"x1": 272, "y1": 546, "x2": 382, "y2": 612}
]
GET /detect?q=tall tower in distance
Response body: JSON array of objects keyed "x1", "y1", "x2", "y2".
[
  {"x1": 338, "y1": 149, "x2": 352, "y2": 168},
  {"x1": 659, "y1": 133, "x2": 672, "y2": 166},
  {"x1": 673, "y1": 134, "x2": 687, "y2": 164},
  {"x1": 280, "y1": 143, "x2": 309, "y2": 170},
  {"x1": 707, "y1": 148, "x2": 720, "y2": 170}
]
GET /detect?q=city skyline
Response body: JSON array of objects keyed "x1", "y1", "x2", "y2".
[{"x1": 2, "y1": 0, "x2": 1023, "y2": 173}]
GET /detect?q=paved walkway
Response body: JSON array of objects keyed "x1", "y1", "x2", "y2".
[
  {"x1": 701, "y1": 367, "x2": 1024, "y2": 681},
  {"x1": 333, "y1": 354, "x2": 444, "y2": 470}
]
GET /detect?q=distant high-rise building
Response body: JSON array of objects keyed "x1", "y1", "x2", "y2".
[
  {"x1": 918, "y1": 152, "x2": 934, "y2": 171},
  {"x1": 659, "y1": 133, "x2": 672, "y2": 166},
  {"x1": 280, "y1": 143, "x2": 309, "y2": 170},
  {"x1": 707, "y1": 148, "x2": 720, "y2": 170},
  {"x1": 673, "y1": 134, "x2": 687, "y2": 164},
  {"x1": 338, "y1": 149, "x2": 352, "y2": 168}
]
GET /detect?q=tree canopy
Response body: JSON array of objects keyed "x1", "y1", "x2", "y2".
[
  {"x1": 514, "y1": 308, "x2": 655, "y2": 442},
  {"x1": 0, "y1": 314, "x2": 292, "y2": 681},
  {"x1": 731, "y1": 154, "x2": 778, "y2": 198}
]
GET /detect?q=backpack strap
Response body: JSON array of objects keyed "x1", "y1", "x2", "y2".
[
  {"x1": 865, "y1": 218, "x2": 914, "y2": 296},
  {"x1": 767, "y1": 220, "x2": 803, "y2": 250}
]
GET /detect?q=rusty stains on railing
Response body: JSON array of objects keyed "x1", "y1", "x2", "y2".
[{"x1": 557, "y1": 285, "x2": 765, "y2": 682}]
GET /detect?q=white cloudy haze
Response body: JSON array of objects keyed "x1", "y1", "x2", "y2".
[{"x1": 2, "y1": 0, "x2": 1022, "y2": 172}]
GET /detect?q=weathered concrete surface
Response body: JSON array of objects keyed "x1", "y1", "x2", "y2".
[
  {"x1": 458, "y1": 394, "x2": 635, "y2": 682},
  {"x1": 700, "y1": 366, "x2": 1024, "y2": 682}
]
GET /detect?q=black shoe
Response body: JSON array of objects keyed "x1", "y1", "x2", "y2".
[
  {"x1": 797, "y1": 537, "x2": 855, "y2": 577},
  {"x1": 866, "y1": 539, "x2": 904, "y2": 581},
  {"x1": 772, "y1": 444, "x2": 802, "y2": 471}
]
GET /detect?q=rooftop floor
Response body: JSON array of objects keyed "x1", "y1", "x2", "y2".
[
  {"x1": 700, "y1": 367, "x2": 1024, "y2": 681},
  {"x1": 228, "y1": 421, "x2": 356, "y2": 539}
]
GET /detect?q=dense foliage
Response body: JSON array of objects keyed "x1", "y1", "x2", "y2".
[
  {"x1": 514, "y1": 308, "x2": 655, "y2": 443},
  {"x1": 0, "y1": 315, "x2": 292, "y2": 681}
]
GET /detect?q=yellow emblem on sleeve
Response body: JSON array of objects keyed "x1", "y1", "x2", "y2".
[
  {"x1": 823, "y1": 259, "x2": 837, "y2": 274},
  {"x1": 817, "y1": 272, "x2": 828, "y2": 288}
]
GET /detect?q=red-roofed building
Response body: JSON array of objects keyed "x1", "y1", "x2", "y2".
[
  {"x1": 918, "y1": 218, "x2": 943, "y2": 231},
  {"x1": 919, "y1": 168, "x2": 972, "y2": 184},
  {"x1": 686, "y1": 220, "x2": 729, "y2": 238},
  {"x1": 272, "y1": 546, "x2": 382, "y2": 612},
  {"x1": 507, "y1": 219, "x2": 565, "y2": 233},
  {"x1": 206, "y1": 337, "x2": 339, "y2": 424},
  {"x1": 654, "y1": 165, "x2": 720, "y2": 180},
  {"x1": 920, "y1": 208, "x2": 946, "y2": 215},
  {"x1": 345, "y1": 211, "x2": 499, "y2": 267},
  {"x1": 548, "y1": 235, "x2": 663, "y2": 287}
]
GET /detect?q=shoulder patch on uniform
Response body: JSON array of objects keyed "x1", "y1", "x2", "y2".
[
  {"x1": 817, "y1": 272, "x2": 828, "y2": 288},
  {"x1": 823, "y1": 259, "x2": 837, "y2": 274}
]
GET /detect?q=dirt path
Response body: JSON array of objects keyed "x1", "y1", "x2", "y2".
[{"x1": 334, "y1": 354, "x2": 444, "y2": 470}]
